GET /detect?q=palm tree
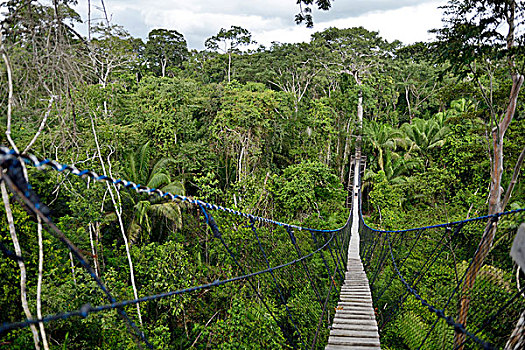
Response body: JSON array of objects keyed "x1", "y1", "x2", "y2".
[
  {"x1": 363, "y1": 149, "x2": 421, "y2": 189},
  {"x1": 122, "y1": 142, "x2": 185, "y2": 243},
  {"x1": 401, "y1": 117, "x2": 450, "y2": 166},
  {"x1": 364, "y1": 121, "x2": 407, "y2": 171}
]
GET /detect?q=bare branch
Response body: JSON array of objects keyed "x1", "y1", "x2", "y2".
[
  {"x1": 502, "y1": 145, "x2": 525, "y2": 211},
  {"x1": 0, "y1": 30, "x2": 19, "y2": 153},
  {"x1": 0, "y1": 181, "x2": 41, "y2": 349},
  {"x1": 23, "y1": 96, "x2": 55, "y2": 155},
  {"x1": 36, "y1": 216, "x2": 49, "y2": 350}
]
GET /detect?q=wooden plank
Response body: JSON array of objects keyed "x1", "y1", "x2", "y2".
[
  {"x1": 331, "y1": 324, "x2": 378, "y2": 332},
  {"x1": 326, "y1": 233, "x2": 380, "y2": 341},
  {"x1": 326, "y1": 345, "x2": 380, "y2": 350},
  {"x1": 331, "y1": 318, "x2": 378, "y2": 326},
  {"x1": 328, "y1": 336, "x2": 381, "y2": 346},
  {"x1": 331, "y1": 325, "x2": 378, "y2": 333},
  {"x1": 330, "y1": 329, "x2": 380, "y2": 338},
  {"x1": 325, "y1": 157, "x2": 380, "y2": 349}
]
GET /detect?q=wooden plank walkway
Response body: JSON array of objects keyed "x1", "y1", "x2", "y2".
[{"x1": 326, "y1": 156, "x2": 380, "y2": 350}]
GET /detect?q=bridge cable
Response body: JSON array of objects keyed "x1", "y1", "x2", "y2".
[
  {"x1": 248, "y1": 217, "x2": 304, "y2": 346},
  {"x1": 386, "y1": 232, "x2": 494, "y2": 349},
  {"x1": 0, "y1": 168, "x2": 152, "y2": 349}
]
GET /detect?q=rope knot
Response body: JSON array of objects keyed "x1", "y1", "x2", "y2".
[
  {"x1": 207, "y1": 212, "x2": 221, "y2": 238},
  {"x1": 80, "y1": 303, "x2": 92, "y2": 318},
  {"x1": 286, "y1": 227, "x2": 296, "y2": 245}
]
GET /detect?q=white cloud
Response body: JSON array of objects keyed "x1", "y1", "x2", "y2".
[{"x1": 73, "y1": 0, "x2": 448, "y2": 48}]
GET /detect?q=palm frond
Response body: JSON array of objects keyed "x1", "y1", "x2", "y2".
[
  {"x1": 149, "y1": 202, "x2": 183, "y2": 229},
  {"x1": 148, "y1": 172, "x2": 171, "y2": 189}
]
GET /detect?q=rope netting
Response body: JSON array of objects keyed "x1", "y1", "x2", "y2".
[
  {"x1": 0, "y1": 148, "x2": 351, "y2": 349},
  {"x1": 2, "y1": 146, "x2": 524, "y2": 349},
  {"x1": 360, "y1": 201, "x2": 525, "y2": 349}
]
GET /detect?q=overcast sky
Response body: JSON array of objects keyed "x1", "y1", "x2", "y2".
[{"x1": 73, "y1": 0, "x2": 448, "y2": 49}]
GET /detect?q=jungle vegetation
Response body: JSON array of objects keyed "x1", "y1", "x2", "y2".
[{"x1": 0, "y1": 0, "x2": 524, "y2": 349}]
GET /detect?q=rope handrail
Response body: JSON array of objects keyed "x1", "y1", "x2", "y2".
[
  {"x1": 0, "y1": 146, "x2": 353, "y2": 349},
  {"x1": 360, "y1": 197, "x2": 525, "y2": 349},
  {"x1": 0, "y1": 225, "x2": 337, "y2": 333},
  {"x1": 386, "y1": 232, "x2": 493, "y2": 349},
  {"x1": 359, "y1": 192, "x2": 525, "y2": 233},
  {"x1": 0, "y1": 147, "x2": 343, "y2": 233},
  {"x1": 2, "y1": 145, "x2": 523, "y2": 349}
]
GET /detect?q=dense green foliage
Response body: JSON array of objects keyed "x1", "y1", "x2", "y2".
[{"x1": 0, "y1": 0, "x2": 524, "y2": 349}]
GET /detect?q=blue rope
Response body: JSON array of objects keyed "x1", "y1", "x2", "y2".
[
  {"x1": 199, "y1": 206, "x2": 289, "y2": 342},
  {"x1": 368, "y1": 232, "x2": 391, "y2": 290},
  {"x1": 386, "y1": 233, "x2": 494, "y2": 349},
  {"x1": 378, "y1": 225, "x2": 461, "y2": 331},
  {"x1": 0, "y1": 148, "x2": 343, "y2": 234},
  {"x1": 0, "y1": 169, "x2": 152, "y2": 348},
  {"x1": 323, "y1": 231, "x2": 344, "y2": 282},
  {"x1": 310, "y1": 230, "x2": 336, "y2": 286},
  {"x1": 327, "y1": 231, "x2": 346, "y2": 282},
  {"x1": 249, "y1": 218, "x2": 303, "y2": 346},
  {"x1": 286, "y1": 227, "x2": 323, "y2": 306},
  {"x1": 361, "y1": 205, "x2": 525, "y2": 233},
  {"x1": 0, "y1": 227, "x2": 339, "y2": 334},
  {"x1": 453, "y1": 284, "x2": 525, "y2": 350},
  {"x1": 374, "y1": 227, "x2": 430, "y2": 312}
]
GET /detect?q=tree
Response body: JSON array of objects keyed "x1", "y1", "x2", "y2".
[
  {"x1": 312, "y1": 27, "x2": 395, "y2": 179},
  {"x1": 211, "y1": 83, "x2": 282, "y2": 186},
  {"x1": 205, "y1": 26, "x2": 255, "y2": 83},
  {"x1": 295, "y1": 0, "x2": 332, "y2": 27},
  {"x1": 122, "y1": 142, "x2": 185, "y2": 243},
  {"x1": 401, "y1": 117, "x2": 450, "y2": 167},
  {"x1": 396, "y1": 44, "x2": 442, "y2": 123},
  {"x1": 364, "y1": 121, "x2": 407, "y2": 171},
  {"x1": 432, "y1": 1, "x2": 525, "y2": 346},
  {"x1": 145, "y1": 29, "x2": 188, "y2": 77},
  {"x1": 432, "y1": 0, "x2": 525, "y2": 215},
  {"x1": 267, "y1": 42, "x2": 320, "y2": 115},
  {"x1": 90, "y1": 24, "x2": 138, "y2": 87}
]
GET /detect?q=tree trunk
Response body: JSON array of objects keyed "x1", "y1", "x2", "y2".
[
  {"x1": 1, "y1": 182, "x2": 41, "y2": 349},
  {"x1": 502, "y1": 145, "x2": 525, "y2": 211},
  {"x1": 405, "y1": 86, "x2": 413, "y2": 123},
  {"x1": 454, "y1": 73, "x2": 523, "y2": 350},
  {"x1": 90, "y1": 115, "x2": 143, "y2": 325},
  {"x1": 36, "y1": 217, "x2": 49, "y2": 350},
  {"x1": 356, "y1": 77, "x2": 363, "y2": 128},
  {"x1": 488, "y1": 73, "x2": 523, "y2": 215},
  {"x1": 228, "y1": 52, "x2": 232, "y2": 83},
  {"x1": 340, "y1": 118, "x2": 352, "y2": 182},
  {"x1": 88, "y1": 223, "x2": 99, "y2": 277},
  {"x1": 161, "y1": 58, "x2": 166, "y2": 77},
  {"x1": 454, "y1": 220, "x2": 497, "y2": 349},
  {"x1": 238, "y1": 144, "x2": 245, "y2": 183}
]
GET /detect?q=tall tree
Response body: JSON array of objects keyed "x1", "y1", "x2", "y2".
[
  {"x1": 312, "y1": 27, "x2": 394, "y2": 179},
  {"x1": 433, "y1": 0, "x2": 525, "y2": 215},
  {"x1": 90, "y1": 24, "x2": 137, "y2": 87},
  {"x1": 145, "y1": 29, "x2": 188, "y2": 77},
  {"x1": 432, "y1": 1, "x2": 525, "y2": 347},
  {"x1": 267, "y1": 42, "x2": 320, "y2": 115},
  {"x1": 205, "y1": 26, "x2": 255, "y2": 83}
]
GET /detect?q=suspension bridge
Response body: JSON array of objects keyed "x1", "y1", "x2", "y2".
[{"x1": 0, "y1": 146, "x2": 524, "y2": 349}]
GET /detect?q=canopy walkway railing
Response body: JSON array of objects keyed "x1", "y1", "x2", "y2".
[
  {"x1": 360, "y1": 206, "x2": 525, "y2": 349},
  {"x1": 0, "y1": 146, "x2": 524, "y2": 349},
  {"x1": 0, "y1": 147, "x2": 351, "y2": 349}
]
